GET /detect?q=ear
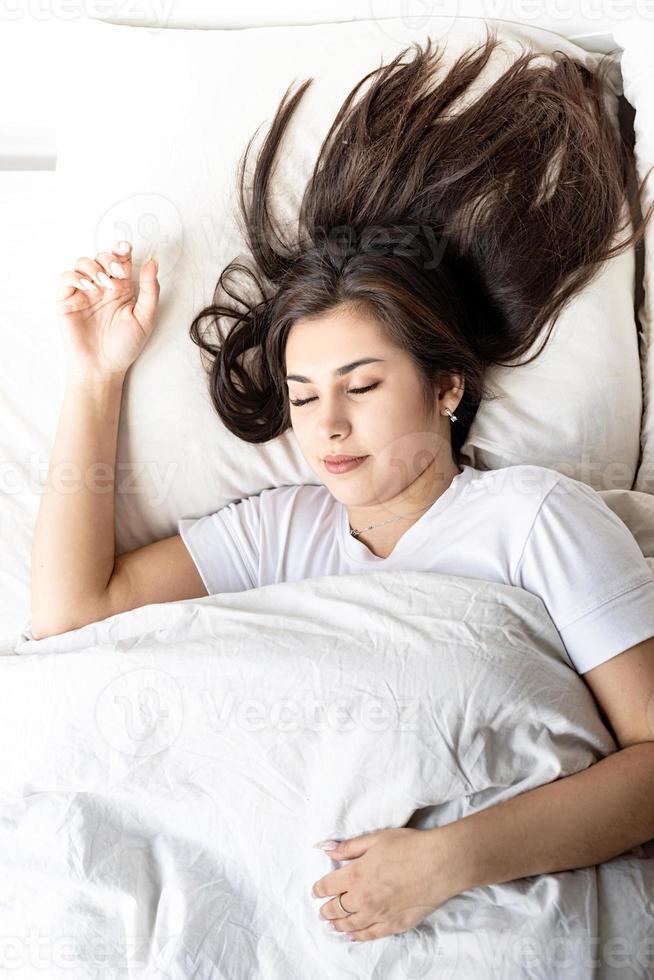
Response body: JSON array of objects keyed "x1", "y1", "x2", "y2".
[{"x1": 438, "y1": 373, "x2": 464, "y2": 404}]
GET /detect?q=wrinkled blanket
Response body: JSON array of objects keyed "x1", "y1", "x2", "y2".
[{"x1": 4, "y1": 569, "x2": 653, "y2": 979}]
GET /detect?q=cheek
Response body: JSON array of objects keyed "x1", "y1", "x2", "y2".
[
  {"x1": 379, "y1": 391, "x2": 417, "y2": 426},
  {"x1": 290, "y1": 411, "x2": 307, "y2": 430},
  {"x1": 290, "y1": 415, "x2": 314, "y2": 447},
  {"x1": 383, "y1": 397, "x2": 432, "y2": 445}
]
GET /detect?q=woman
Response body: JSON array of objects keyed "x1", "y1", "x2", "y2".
[{"x1": 37, "y1": 26, "x2": 654, "y2": 945}]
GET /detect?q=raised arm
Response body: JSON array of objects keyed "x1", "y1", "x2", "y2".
[{"x1": 30, "y1": 241, "x2": 159, "y2": 639}]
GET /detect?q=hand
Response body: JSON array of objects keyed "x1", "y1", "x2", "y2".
[
  {"x1": 310, "y1": 826, "x2": 464, "y2": 943},
  {"x1": 56, "y1": 241, "x2": 160, "y2": 380}
]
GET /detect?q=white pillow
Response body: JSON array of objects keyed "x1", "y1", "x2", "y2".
[
  {"x1": 53, "y1": 16, "x2": 641, "y2": 554},
  {"x1": 459, "y1": 201, "x2": 638, "y2": 489},
  {"x1": 85, "y1": 0, "x2": 621, "y2": 43},
  {"x1": 0, "y1": 172, "x2": 59, "y2": 653},
  {"x1": 613, "y1": 20, "x2": 654, "y2": 497}
]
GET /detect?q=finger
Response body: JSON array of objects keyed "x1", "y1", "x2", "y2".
[
  {"x1": 72, "y1": 257, "x2": 107, "y2": 290},
  {"x1": 318, "y1": 836, "x2": 371, "y2": 861},
  {"x1": 132, "y1": 256, "x2": 160, "y2": 326},
  {"x1": 109, "y1": 240, "x2": 133, "y2": 279},
  {"x1": 57, "y1": 269, "x2": 98, "y2": 301},
  {"x1": 328, "y1": 910, "x2": 374, "y2": 935},
  {"x1": 321, "y1": 896, "x2": 358, "y2": 923},
  {"x1": 312, "y1": 862, "x2": 354, "y2": 900},
  {"x1": 95, "y1": 247, "x2": 131, "y2": 283},
  {"x1": 340, "y1": 923, "x2": 383, "y2": 941}
]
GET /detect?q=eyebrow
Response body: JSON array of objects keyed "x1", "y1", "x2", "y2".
[{"x1": 285, "y1": 358, "x2": 387, "y2": 383}]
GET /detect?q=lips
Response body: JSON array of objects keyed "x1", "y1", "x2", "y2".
[
  {"x1": 324, "y1": 454, "x2": 366, "y2": 463},
  {"x1": 323, "y1": 454, "x2": 369, "y2": 475}
]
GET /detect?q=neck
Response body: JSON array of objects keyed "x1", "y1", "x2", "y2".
[{"x1": 346, "y1": 453, "x2": 463, "y2": 559}]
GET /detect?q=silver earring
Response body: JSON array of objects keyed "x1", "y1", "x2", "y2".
[{"x1": 441, "y1": 408, "x2": 458, "y2": 422}]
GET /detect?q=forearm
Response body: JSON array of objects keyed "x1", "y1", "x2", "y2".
[
  {"x1": 30, "y1": 370, "x2": 126, "y2": 636},
  {"x1": 435, "y1": 742, "x2": 654, "y2": 895}
]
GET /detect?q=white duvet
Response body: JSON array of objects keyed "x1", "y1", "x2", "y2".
[{"x1": 4, "y1": 568, "x2": 653, "y2": 979}]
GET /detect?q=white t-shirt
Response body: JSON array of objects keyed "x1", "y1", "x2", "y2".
[{"x1": 178, "y1": 463, "x2": 654, "y2": 675}]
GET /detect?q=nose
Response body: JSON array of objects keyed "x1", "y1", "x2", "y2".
[
  {"x1": 315, "y1": 396, "x2": 353, "y2": 442},
  {"x1": 318, "y1": 421, "x2": 352, "y2": 442}
]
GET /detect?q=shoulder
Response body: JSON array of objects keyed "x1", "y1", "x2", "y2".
[
  {"x1": 255, "y1": 482, "x2": 336, "y2": 515},
  {"x1": 526, "y1": 469, "x2": 614, "y2": 517},
  {"x1": 466, "y1": 463, "x2": 563, "y2": 511},
  {"x1": 516, "y1": 466, "x2": 649, "y2": 571},
  {"x1": 494, "y1": 465, "x2": 625, "y2": 540},
  {"x1": 469, "y1": 463, "x2": 561, "y2": 488},
  {"x1": 257, "y1": 482, "x2": 334, "y2": 502},
  {"x1": 467, "y1": 465, "x2": 620, "y2": 549}
]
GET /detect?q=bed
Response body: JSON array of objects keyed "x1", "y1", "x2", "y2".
[{"x1": 2, "y1": 5, "x2": 654, "y2": 978}]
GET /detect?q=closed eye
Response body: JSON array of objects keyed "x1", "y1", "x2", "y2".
[{"x1": 289, "y1": 383, "x2": 379, "y2": 408}]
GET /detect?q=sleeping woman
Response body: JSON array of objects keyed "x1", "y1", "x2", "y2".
[{"x1": 34, "y1": 25, "x2": 654, "y2": 944}]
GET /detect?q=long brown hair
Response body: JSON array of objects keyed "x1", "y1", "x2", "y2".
[{"x1": 189, "y1": 25, "x2": 653, "y2": 466}]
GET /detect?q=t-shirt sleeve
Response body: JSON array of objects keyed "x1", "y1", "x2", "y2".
[
  {"x1": 514, "y1": 477, "x2": 654, "y2": 674},
  {"x1": 177, "y1": 493, "x2": 263, "y2": 596}
]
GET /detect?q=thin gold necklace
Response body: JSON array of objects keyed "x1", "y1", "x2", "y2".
[
  {"x1": 349, "y1": 503, "x2": 432, "y2": 538},
  {"x1": 348, "y1": 466, "x2": 464, "y2": 537}
]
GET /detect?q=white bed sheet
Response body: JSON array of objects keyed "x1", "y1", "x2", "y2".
[{"x1": 7, "y1": 568, "x2": 654, "y2": 979}]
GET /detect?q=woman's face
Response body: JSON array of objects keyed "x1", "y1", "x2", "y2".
[{"x1": 285, "y1": 308, "x2": 460, "y2": 508}]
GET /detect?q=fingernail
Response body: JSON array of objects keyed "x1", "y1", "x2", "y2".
[
  {"x1": 78, "y1": 278, "x2": 96, "y2": 291},
  {"x1": 97, "y1": 272, "x2": 115, "y2": 292},
  {"x1": 314, "y1": 841, "x2": 339, "y2": 850},
  {"x1": 110, "y1": 262, "x2": 126, "y2": 278},
  {"x1": 116, "y1": 241, "x2": 131, "y2": 254}
]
